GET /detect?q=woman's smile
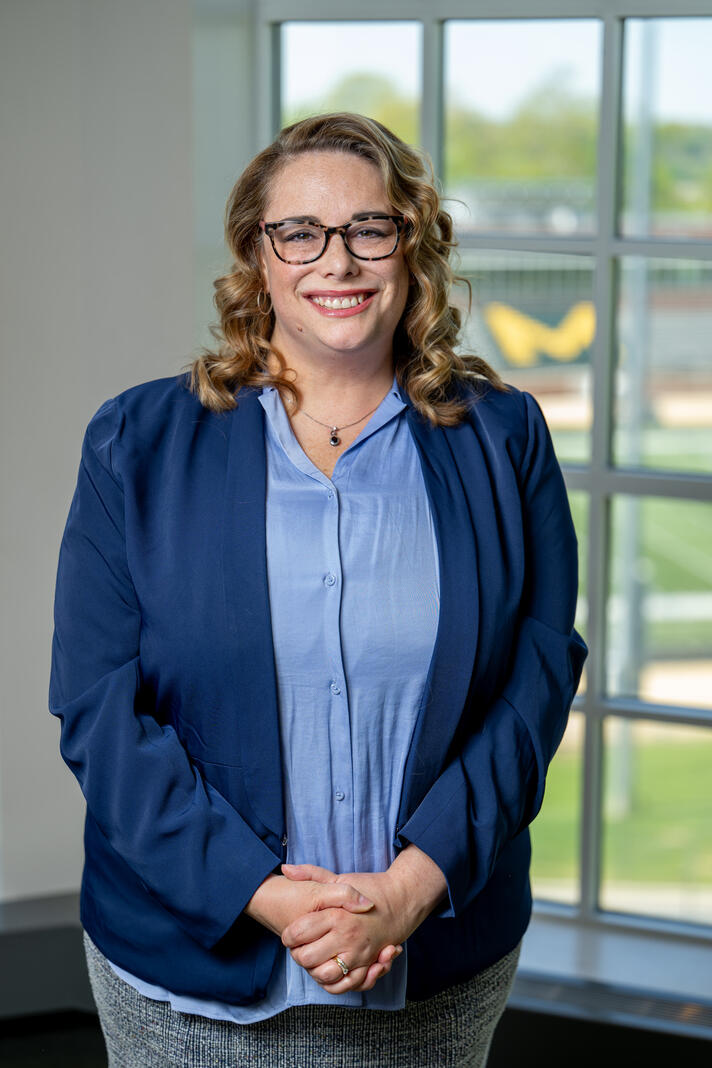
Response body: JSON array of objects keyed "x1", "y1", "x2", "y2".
[{"x1": 302, "y1": 289, "x2": 378, "y2": 316}]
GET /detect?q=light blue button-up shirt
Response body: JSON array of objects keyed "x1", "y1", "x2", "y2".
[{"x1": 107, "y1": 377, "x2": 440, "y2": 1022}]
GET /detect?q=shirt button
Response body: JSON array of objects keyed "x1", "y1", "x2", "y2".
[
  {"x1": 327, "y1": 490, "x2": 335, "y2": 499},
  {"x1": 335, "y1": 791, "x2": 345, "y2": 802},
  {"x1": 324, "y1": 572, "x2": 336, "y2": 587},
  {"x1": 281, "y1": 834, "x2": 288, "y2": 847},
  {"x1": 330, "y1": 682, "x2": 341, "y2": 695}
]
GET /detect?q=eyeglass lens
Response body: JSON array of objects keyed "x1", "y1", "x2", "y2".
[{"x1": 271, "y1": 218, "x2": 399, "y2": 263}]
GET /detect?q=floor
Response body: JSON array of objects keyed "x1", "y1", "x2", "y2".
[{"x1": 1, "y1": 1008, "x2": 711, "y2": 1067}]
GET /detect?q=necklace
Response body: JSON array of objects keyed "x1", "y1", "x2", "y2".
[{"x1": 299, "y1": 401, "x2": 382, "y2": 446}]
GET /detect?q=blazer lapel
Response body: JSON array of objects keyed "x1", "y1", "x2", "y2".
[
  {"x1": 398, "y1": 400, "x2": 482, "y2": 821},
  {"x1": 221, "y1": 389, "x2": 284, "y2": 838}
]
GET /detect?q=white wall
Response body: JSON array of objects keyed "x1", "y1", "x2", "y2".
[{"x1": 0, "y1": 0, "x2": 193, "y2": 900}]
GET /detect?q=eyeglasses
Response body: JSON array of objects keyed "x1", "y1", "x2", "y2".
[{"x1": 260, "y1": 215, "x2": 406, "y2": 265}]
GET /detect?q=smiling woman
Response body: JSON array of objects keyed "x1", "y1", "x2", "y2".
[
  {"x1": 190, "y1": 114, "x2": 506, "y2": 429},
  {"x1": 50, "y1": 113, "x2": 586, "y2": 1066},
  {"x1": 189, "y1": 114, "x2": 509, "y2": 481}
]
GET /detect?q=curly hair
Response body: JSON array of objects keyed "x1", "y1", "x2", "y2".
[{"x1": 187, "y1": 112, "x2": 507, "y2": 424}]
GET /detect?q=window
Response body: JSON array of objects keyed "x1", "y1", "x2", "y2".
[{"x1": 275, "y1": 0, "x2": 712, "y2": 952}]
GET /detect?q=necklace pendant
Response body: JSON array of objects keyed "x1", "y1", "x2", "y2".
[{"x1": 329, "y1": 430, "x2": 340, "y2": 447}]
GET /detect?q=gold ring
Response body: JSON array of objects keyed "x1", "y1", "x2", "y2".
[{"x1": 334, "y1": 954, "x2": 349, "y2": 976}]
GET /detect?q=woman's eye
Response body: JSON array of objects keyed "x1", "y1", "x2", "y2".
[
  {"x1": 282, "y1": 229, "x2": 318, "y2": 243},
  {"x1": 352, "y1": 226, "x2": 388, "y2": 239}
]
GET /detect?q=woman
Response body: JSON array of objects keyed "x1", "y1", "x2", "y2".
[{"x1": 50, "y1": 113, "x2": 587, "y2": 1066}]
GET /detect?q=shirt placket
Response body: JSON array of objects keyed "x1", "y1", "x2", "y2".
[{"x1": 320, "y1": 470, "x2": 355, "y2": 874}]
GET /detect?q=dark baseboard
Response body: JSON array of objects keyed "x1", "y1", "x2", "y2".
[
  {"x1": 0, "y1": 1011, "x2": 105, "y2": 1068},
  {"x1": 0, "y1": 894, "x2": 94, "y2": 1019},
  {"x1": 489, "y1": 1006, "x2": 712, "y2": 1067},
  {"x1": 0, "y1": 927, "x2": 95, "y2": 1019}
]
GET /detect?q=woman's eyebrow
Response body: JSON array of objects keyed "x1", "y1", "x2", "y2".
[
  {"x1": 273, "y1": 211, "x2": 392, "y2": 224},
  {"x1": 271, "y1": 215, "x2": 319, "y2": 224}
]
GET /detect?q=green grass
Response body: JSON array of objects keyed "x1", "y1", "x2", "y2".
[
  {"x1": 636, "y1": 498, "x2": 712, "y2": 593},
  {"x1": 601, "y1": 736, "x2": 712, "y2": 884},
  {"x1": 530, "y1": 735, "x2": 712, "y2": 886},
  {"x1": 530, "y1": 743, "x2": 580, "y2": 882},
  {"x1": 648, "y1": 620, "x2": 712, "y2": 657},
  {"x1": 551, "y1": 429, "x2": 712, "y2": 477},
  {"x1": 562, "y1": 486, "x2": 712, "y2": 659}
]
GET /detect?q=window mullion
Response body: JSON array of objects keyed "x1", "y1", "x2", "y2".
[
  {"x1": 420, "y1": 19, "x2": 444, "y2": 179},
  {"x1": 256, "y1": 18, "x2": 281, "y2": 147},
  {"x1": 579, "y1": 13, "x2": 624, "y2": 920}
]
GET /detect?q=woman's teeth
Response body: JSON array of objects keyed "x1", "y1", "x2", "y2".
[{"x1": 310, "y1": 293, "x2": 369, "y2": 308}]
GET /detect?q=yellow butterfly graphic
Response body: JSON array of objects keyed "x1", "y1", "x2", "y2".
[{"x1": 484, "y1": 301, "x2": 595, "y2": 367}]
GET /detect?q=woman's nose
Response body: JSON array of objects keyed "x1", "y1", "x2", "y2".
[{"x1": 318, "y1": 232, "x2": 358, "y2": 276}]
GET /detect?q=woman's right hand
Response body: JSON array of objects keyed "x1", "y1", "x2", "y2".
[{"x1": 244, "y1": 873, "x2": 400, "y2": 990}]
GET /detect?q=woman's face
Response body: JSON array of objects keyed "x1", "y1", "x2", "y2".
[{"x1": 258, "y1": 151, "x2": 410, "y2": 370}]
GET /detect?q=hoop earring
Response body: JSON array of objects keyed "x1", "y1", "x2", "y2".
[{"x1": 257, "y1": 289, "x2": 272, "y2": 316}]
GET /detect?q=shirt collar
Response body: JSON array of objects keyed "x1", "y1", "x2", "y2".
[{"x1": 258, "y1": 374, "x2": 405, "y2": 481}]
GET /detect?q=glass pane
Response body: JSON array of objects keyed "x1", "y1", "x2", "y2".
[
  {"x1": 281, "y1": 22, "x2": 421, "y2": 143},
  {"x1": 569, "y1": 491, "x2": 589, "y2": 675},
  {"x1": 444, "y1": 20, "x2": 601, "y2": 235},
  {"x1": 530, "y1": 711, "x2": 583, "y2": 905},
  {"x1": 455, "y1": 249, "x2": 593, "y2": 463},
  {"x1": 608, "y1": 497, "x2": 712, "y2": 710},
  {"x1": 601, "y1": 718, "x2": 712, "y2": 925},
  {"x1": 622, "y1": 19, "x2": 712, "y2": 238},
  {"x1": 614, "y1": 258, "x2": 712, "y2": 475}
]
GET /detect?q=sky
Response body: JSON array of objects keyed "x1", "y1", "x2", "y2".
[{"x1": 282, "y1": 18, "x2": 712, "y2": 125}]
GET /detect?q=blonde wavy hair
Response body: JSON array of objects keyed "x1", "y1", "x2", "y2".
[{"x1": 188, "y1": 112, "x2": 507, "y2": 424}]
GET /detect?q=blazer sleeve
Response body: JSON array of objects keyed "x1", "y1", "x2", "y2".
[
  {"x1": 49, "y1": 398, "x2": 282, "y2": 949},
  {"x1": 395, "y1": 391, "x2": 588, "y2": 916}
]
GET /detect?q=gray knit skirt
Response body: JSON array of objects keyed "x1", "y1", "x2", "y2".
[{"x1": 84, "y1": 931, "x2": 520, "y2": 1068}]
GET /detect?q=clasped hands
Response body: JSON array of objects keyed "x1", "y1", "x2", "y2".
[
  {"x1": 245, "y1": 846, "x2": 447, "y2": 996},
  {"x1": 281, "y1": 863, "x2": 411, "y2": 993}
]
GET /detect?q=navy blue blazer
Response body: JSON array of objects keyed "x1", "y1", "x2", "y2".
[{"x1": 49, "y1": 372, "x2": 587, "y2": 1003}]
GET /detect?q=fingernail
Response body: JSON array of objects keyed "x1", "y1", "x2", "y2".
[
  {"x1": 395, "y1": 945, "x2": 403, "y2": 955},
  {"x1": 358, "y1": 894, "x2": 374, "y2": 906}
]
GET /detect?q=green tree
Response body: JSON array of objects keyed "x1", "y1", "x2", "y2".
[
  {"x1": 446, "y1": 70, "x2": 597, "y2": 181},
  {"x1": 284, "y1": 73, "x2": 418, "y2": 146},
  {"x1": 284, "y1": 70, "x2": 712, "y2": 221}
]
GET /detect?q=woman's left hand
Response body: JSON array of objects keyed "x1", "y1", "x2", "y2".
[{"x1": 281, "y1": 848, "x2": 447, "y2": 994}]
